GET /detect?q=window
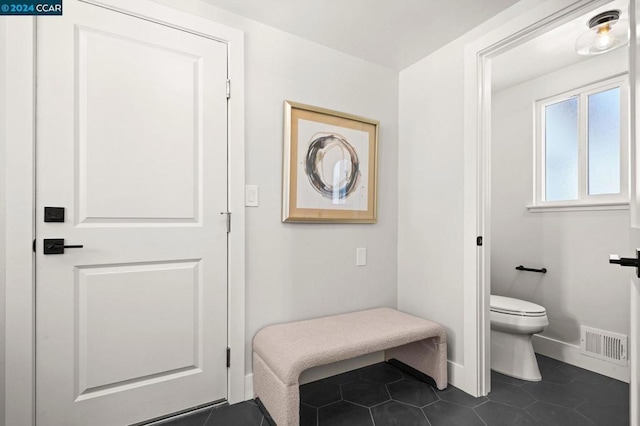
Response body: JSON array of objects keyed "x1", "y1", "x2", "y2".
[{"x1": 533, "y1": 76, "x2": 629, "y2": 210}]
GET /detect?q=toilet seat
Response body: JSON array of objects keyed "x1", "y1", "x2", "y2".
[{"x1": 490, "y1": 295, "x2": 546, "y2": 317}]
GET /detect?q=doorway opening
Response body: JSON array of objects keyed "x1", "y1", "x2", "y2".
[{"x1": 474, "y1": 0, "x2": 632, "y2": 422}]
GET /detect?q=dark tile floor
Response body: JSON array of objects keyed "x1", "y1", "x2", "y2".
[{"x1": 157, "y1": 354, "x2": 629, "y2": 426}]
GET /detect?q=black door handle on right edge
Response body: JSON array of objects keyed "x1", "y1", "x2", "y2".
[{"x1": 609, "y1": 250, "x2": 640, "y2": 277}]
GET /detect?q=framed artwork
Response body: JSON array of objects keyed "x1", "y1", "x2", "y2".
[{"x1": 282, "y1": 101, "x2": 379, "y2": 223}]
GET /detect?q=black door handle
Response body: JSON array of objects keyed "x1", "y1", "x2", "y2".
[
  {"x1": 43, "y1": 238, "x2": 84, "y2": 255},
  {"x1": 609, "y1": 250, "x2": 640, "y2": 277}
]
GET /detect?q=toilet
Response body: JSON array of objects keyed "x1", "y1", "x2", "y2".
[{"x1": 490, "y1": 295, "x2": 549, "y2": 381}]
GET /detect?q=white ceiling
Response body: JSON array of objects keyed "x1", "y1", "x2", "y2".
[
  {"x1": 200, "y1": 0, "x2": 521, "y2": 70},
  {"x1": 492, "y1": 0, "x2": 629, "y2": 91}
]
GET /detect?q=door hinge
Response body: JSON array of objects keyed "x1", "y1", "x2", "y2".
[
  {"x1": 220, "y1": 211, "x2": 231, "y2": 233},
  {"x1": 33, "y1": 239, "x2": 36, "y2": 253},
  {"x1": 226, "y1": 347, "x2": 231, "y2": 368},
  {"x1": 226, "y1": 79, "x2": 231, "y2": 99},
  {"x1": 477, "y1": 236, "x2": 483, "y2": 246}
]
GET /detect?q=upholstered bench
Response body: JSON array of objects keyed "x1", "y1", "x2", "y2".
[{"x1": 252, "y1": 307, "x2": 448, "y2": 426}]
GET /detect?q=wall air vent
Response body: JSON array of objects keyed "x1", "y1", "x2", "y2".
[{"x1": 580, "y1": 326, "x2": 627, "y2": 365}]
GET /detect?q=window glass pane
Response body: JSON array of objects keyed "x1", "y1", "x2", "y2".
[
  {"x1": 545, "y1": 97, "x2": 578, "y2": 201},
  {"x1": 588, "y1": 87, "x2": 620, "y2": 195}
]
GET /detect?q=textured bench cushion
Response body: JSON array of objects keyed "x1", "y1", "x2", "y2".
[{"x1": 252, "y1": 307, "x2": 447, "y2": 386}]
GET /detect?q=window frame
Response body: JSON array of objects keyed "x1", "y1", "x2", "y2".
[{"x1": 532, "y1": 74, "x2": 629, "y2": 211}]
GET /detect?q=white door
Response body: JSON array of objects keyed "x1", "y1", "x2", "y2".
[{"x1": 35, "y1": 1, "x2": 229, "y2": 425}]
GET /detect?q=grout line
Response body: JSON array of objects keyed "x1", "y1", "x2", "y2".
[
  {"x1": 520, "y1": 386, "x2": 539, "y2": 401},
  {"x1": 472, "y1": 399, "x2": 490, "y2": 409},
  {"x1": 441, "y1": 396, "x2": 488, "y2": 409},
  {"x1": 572, "y1": 407, "x2": 598, "y2": 426},
  {"x1": 316, "y1": 400, "x2": 342, "y2": 409},
  {"x1": 530, "y1": 399, "x2": 585, "y2": 410},
  {"x1": 484, "y1": 399, "x2": 536, "y2": 412},
  {"x1": 487, "y1": 397, "x2": 535, "y2": 410},
  {"x1": 392, "y1": 400, "x2": 427, "y2": 410},
  {"x1": 473, "y1": 408, "x2": 489, "y2": 426},
  {"x1": 346, "y1": 400, "x2": 376, "y2": 409},
  {"x1": 384, "y1": 383, "x2": 392, "y2": 401},
  {"x1": 420, "y1": 405, "x2": 433, "y2": 426},
  {"x1": 369, "y1": 398, "x2": 391, "y2": 409},
  {"x1": 202, "y1": 406, "x2": 215, "y2": 426},
  {"x1": 575, "y1": 400, "x2": 588, "y2": 409}
]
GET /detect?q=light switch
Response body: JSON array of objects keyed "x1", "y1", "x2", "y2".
[
  {"x1": 245, "y1": 185, "x2": 259, "y2": 207},
  {"x1": 356, "y1": 248, "x2": 367, "y2": 266}
]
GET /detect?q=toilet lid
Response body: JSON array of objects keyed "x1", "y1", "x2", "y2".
[{"x1": 490, "y1": 295, "x2": 546, "y2": 317}]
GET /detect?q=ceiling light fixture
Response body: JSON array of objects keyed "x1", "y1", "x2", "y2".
[{"x1": 575, "y1": 9, "x2": 628, "y2": 55}]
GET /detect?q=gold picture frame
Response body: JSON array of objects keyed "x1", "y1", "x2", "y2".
[{"x1": 282, "y1": 101, "x2": 379, "y2": 223}]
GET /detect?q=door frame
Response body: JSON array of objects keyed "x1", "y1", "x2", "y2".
[
  {"x1": 462, "y1": 0, "x2": 615, "y2": 396},
  {"x1": 629, "y1": 0, "x2": 639, "y2": 423},
  {"x1": 2, "y1": 1, "x2": 246, "y2": 424}
]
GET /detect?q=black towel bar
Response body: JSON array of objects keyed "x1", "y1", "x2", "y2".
[{"x1": 515, "y1": 265, "x2": 547, "y2": 273}]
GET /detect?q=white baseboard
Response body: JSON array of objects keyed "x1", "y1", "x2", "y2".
[
  {"x1": 447, "y1": 360, "x2": 463, "y2": 389},
  {"x1": 532, "y1": 334, "x2": 630, "y2": 383},
  {"x1": 244, "y1": 373, "x2": 254, "y2": 401}
]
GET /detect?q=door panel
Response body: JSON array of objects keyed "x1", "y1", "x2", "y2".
[
  {"x1": 77, "y1": 26, "x2": 202, "y2": 222},
  {"x1": 36, "y1": 1, "x2": 229, "y2": 424},
  {"x1": 76, "y1": 261, "x2": 201, "y2": 395}
]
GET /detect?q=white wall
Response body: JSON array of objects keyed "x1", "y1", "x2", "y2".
[
  {"x1": 397, "y1": 0, "x2": 586, "y2": 384},
  {"x1": 491, "y1": 49, "x2": 631, "y2": 368},
  {"x1": 397, "y1": 1, "x2": 533, "y2": 368},
  {"x1": 398, "y1": 39, "x2": 466, "y2": 365},
  {"x1": 150, "y1": 0, "x2": 400, "y2": 378}
]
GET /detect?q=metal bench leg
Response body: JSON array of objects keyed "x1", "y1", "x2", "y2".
[{"x1": 385, "y1": 338, "x2": 448, "y2": 390}]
